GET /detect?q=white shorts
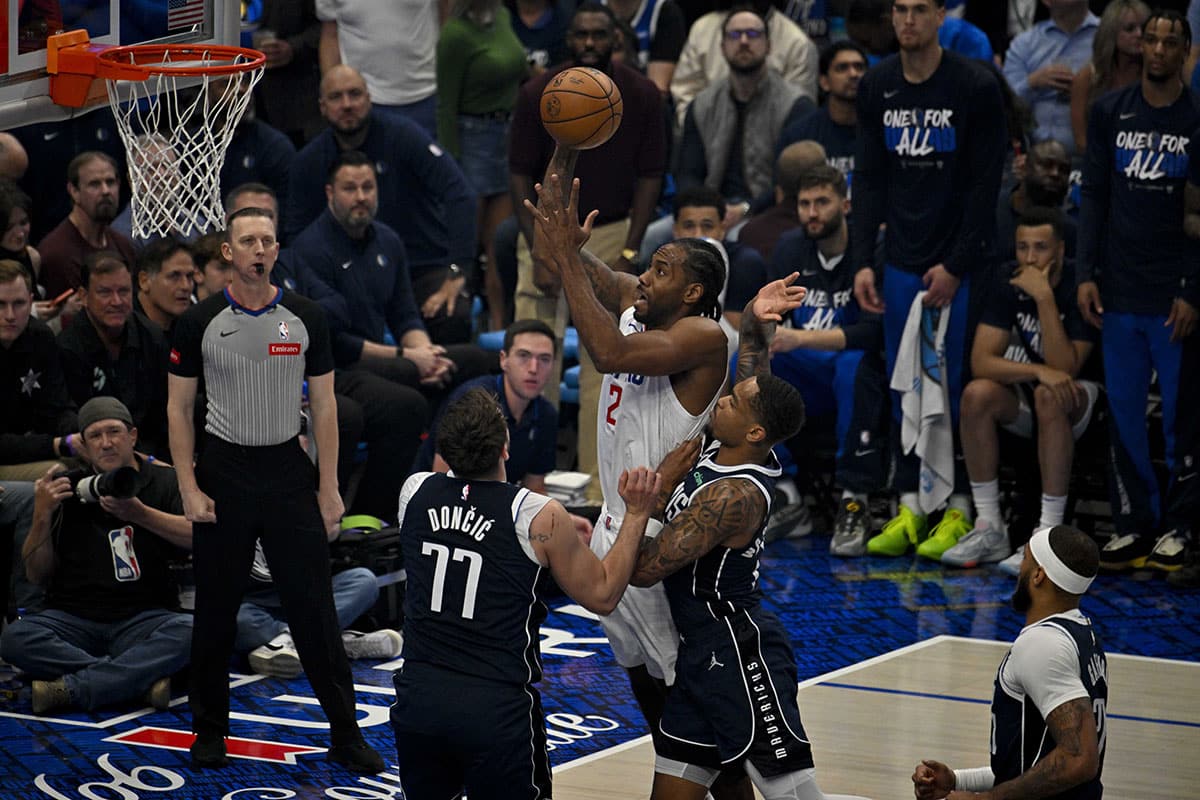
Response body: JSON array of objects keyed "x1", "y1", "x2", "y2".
[
  {"x1": 591, "y1": 504, "x2": 679, "y2": 684},
  {"x1": 1002, "y1": 379, "x2": 1100, "y2": 441}
]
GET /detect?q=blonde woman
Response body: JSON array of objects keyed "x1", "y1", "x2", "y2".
[{"x1": 1070, "y1": 0, "x2": 1150, "y2": 153}]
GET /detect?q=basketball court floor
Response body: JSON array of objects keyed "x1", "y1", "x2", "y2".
[{"x1": 1, "y1": 532, "x2": 1196, "y2": 799}]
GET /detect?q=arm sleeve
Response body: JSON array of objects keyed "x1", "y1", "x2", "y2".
[
  {"x1": 850, "y1": 72, "x2": 886, "y2": 273},
  {"x1": 674, "y1": 105, "x2": 707, "y2": 193},
  {"x1": 435, "y1": 23, "x2": 468, "y2": 156},
  {"x1": 168, "y1": 308, "x2": 205, "y2": 379},
  {"x1": 1001, "y1": 35, "x2": 1034, "y2": 102},
  {"x1": 1076, "y1": 102, "x2": 1112, "y2": 286},
  {"x1": 1006, "y1": 624, "x2": 1091, "y2": 718},
  {"x1": 648, "y1": 2, "x2": 687, "y2": 63},
  {"x1": 945, "y1": 69, "x2": 1007, "y2": 278}
]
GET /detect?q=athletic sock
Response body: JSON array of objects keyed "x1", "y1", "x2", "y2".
[
  {"x1": 1039, "y1": 494, "x2": 1068, "y2": 528},
  {"x1": 900, "y1": 492, "x2": 920, "y2": 514},
  {"x1": 970, "y1": 480, "x2": 1001, "y2": 528},
  {"x1": 948, "y1": 493, "x2": 972, "y2": 518}
]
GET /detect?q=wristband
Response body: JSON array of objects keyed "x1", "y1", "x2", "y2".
[
  {"x1": 644, "y1": 518, "x2": 663, "y2": 539},
  {"x1": 62, "y1": 434, "x2": 75, "y2": 457},
  {"x1": 954, "y1": 766, "x2": 995, "y2": 792}
]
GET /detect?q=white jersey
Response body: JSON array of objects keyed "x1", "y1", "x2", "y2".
[
  {"x1": 596, "y1": 307, "x2": 725, "y2": 524},
  {"x1": 590, "y1": 307, "x2": 726, "y2": 683}
]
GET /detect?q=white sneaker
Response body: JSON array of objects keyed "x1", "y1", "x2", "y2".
[
  {"x1": 342, "y1": 629, "x2": 403, "y2": 660},
  {"x1": 998, "y1": 545, "x2": 1025, "y2": 577},
  {"x1": 941, "y1": 520, "x2": 1011, "y2": 568},
  {"x1": 248, "y1": 631, "x2": 301, "y2": 678}
]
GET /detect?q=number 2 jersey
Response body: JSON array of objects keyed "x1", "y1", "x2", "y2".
[
  {"x1": 991, "y1": 609, "x2": 1107, "y2": 799},
  {"x1": 397, "y1": 471, "x2": 552, "y2": 686}
]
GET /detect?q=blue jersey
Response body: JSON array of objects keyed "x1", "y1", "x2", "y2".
[
  {"x1": 398, "y1": 472, "x2": 552, "y2": 686},
  {"x1": 661, "y1": 441, "x2": 780, "y2": 634},
  {"x1": 991, "y1": 612, "x2": 1107, "y2": 799}
]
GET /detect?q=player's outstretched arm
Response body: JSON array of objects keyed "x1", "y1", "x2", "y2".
[
  {"x1": 531, "y1": 467, "x2": 660, "y2": 615},
  {"x1": 736, "y1": 273, "x2": 807, "y2": 383},
  {"x1": 631, "y1": 478, "x2": 765, "y2": 587},
  {"x1": 978, "y1": 698, "x2": 1099, "y2": 800}
]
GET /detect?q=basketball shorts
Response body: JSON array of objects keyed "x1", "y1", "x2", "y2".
[
  {"x1": 591, "y1": 507, "x2": 679, "y2": 684},
  {"x1": 659, "y1": 608, "x2": 815, "y2": 779},
  {"x1": 391, "y1": 661, "x2": 551, "y2": 800},
  {"x1": 1001, "y1": 379, "x2": 1100, "y2": 440}
]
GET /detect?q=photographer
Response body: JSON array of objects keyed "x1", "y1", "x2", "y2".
[{"x1": 0, "y1": 397, "x2": 193, "y2": 716}]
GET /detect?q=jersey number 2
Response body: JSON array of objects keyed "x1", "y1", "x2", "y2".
[
  {"x1": 421, "y1": 542, "x2": 483, "y2": 619},
  {"x1": 606, "y1": 383, "x2": 623, "y2": 426}
]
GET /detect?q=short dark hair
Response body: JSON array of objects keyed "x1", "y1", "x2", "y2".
[
  {"x1": 676, "y1": 238, "x2": 726, "y2": 321},
  {"x1": 572, "y1": 1, "x2": 617, "y2": 30},
  {"x1": 191, "y1": 231, "x2": 226, "y2": 268},
  {"x1": 819, "y1": 40, "x2": 869, "y2": 75},
  {"x1": 1047, "y1": 524, "x2": 1100, "y2": 594},
  {"x1": 503, "y1": 319, "x2": 557, "y2": 354},
  {"x1": 722, "y1": 4, "x2": 770, "y2": 35},
  {"x1": 225, "y1": 207, "x2": 277, "y2": 242},
  {"x1": 225, "y1": 182, "x2": 276, "y2": 214},
  {"x1": 81, "y1": 252, "x2": 131, "y2": 289},
  {"x1": 749, "y1": 373, "x2": 805, "y2": 445},
  {"x1": 796, "y1": 164, "x2": 848, "y2": 198},
  {"x1": 1144, "y1": 8, "x2": 1191, "y2": 48},
  {"x1": 1015, "y1": 207, "x2": 1066, "y2": 242},
  {"x1": 67, "y1": 151, "x2": 118, "y2": 188},
  {"x1": 437, "y1": 388, "x2": 509, "y2": 479},
  {"x1": 673, "y1": 186, "x2": 726, "y2": 223},
  {"x1": 326, "y1": 150, "x2": 376, "y2": 186},
  {"x1": 137, "y1": 237, "x2": 193, "y2": 279}
]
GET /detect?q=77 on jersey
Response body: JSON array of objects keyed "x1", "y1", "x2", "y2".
[{"x1": 422, "y1": 542, "x2": 483, "y2": 619}]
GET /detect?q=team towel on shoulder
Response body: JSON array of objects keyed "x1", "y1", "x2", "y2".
[{"x1": 891, "y1": 291, "x2": 953, "y2": 514}]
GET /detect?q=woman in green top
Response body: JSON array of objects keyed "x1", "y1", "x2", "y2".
[{"x1": 437, "y1": 0, "x2": 529, "y2": 331}]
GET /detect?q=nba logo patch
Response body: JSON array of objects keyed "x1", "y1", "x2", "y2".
[
  {"x1": 278, "y1": 321, "x2": 290, "y2": 340},
  {"x1": 462, "y1": 484, "x2": 470, "y2": 502},
  {"x1": 108, "y1": 526, "x2": 141, "y2": 582}
]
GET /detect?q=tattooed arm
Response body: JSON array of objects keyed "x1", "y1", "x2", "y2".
[
  {"x1": 531, "y1": 467, "x2": 660, "y2": 614},
  {"x1": 630, "y1": 477, "x2": 766, "y2": 587},
  {"x1": 736, "y1": 272, "x2": 807, "y2": 383}
]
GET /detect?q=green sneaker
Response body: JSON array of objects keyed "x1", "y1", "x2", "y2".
[
  {"x1": 866, "y1": 505, "x2": 928, "y2": 556},
  {"x1": 916, "y1": 509, "x2": 973, "y2": 561}
]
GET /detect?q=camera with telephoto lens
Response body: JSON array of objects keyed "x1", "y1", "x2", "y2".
[{"x1": 61, "y1": 466, "x2": 138, "y2": 504}]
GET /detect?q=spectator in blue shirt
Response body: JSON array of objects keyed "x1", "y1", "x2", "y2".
[{"x1": 1003, "y1": 0, "x2": 1100, "y2": 157}]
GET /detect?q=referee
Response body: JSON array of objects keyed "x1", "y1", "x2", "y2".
[{"x1": 167, "y1": 207, "x2": 383, "y2": 772}]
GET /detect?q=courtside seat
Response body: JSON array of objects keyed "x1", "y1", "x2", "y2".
[{"x1": 561, "y1": 364, "x2": 580, "y2": 406}]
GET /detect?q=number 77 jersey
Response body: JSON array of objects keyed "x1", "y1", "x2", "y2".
[{"x1": 397, "y1": 472, "x2": 553, "y2": 685}]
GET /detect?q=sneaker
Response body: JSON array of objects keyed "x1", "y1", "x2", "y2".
[
  {"x1": 998, "y1": 545, "x2": 1025, "y2": 577},
  {"x1": 916, "y1": 509, "x2": 973, "y2": 561},
  {"x1": 1146, "y1": 530, "x2": 1189, "y2": 572},
  {"x1": 1167, "y1": 549, "x2": 1200, "y2": 588},
  {"x1": 327, "y1": 741, "x2": 385, "y2": 774},
  {"x1": 867, "y1": 504, "x2": 928, "y2": 557},
  {"x1": 143, "y1": 676, "x2": 171, "y2": 711},
  {"x1": 248, "y1": 631, "x2": 302, "y2": 678},
  {"x1": 764, "y1": 498, "x2": 813, "y2": 542},
  {"x1": 342, "y1": 629, "x2": 403, "y2": 660},
  {"x1": 830, "y1": 499, "x2": 870, "y2": 557},
  {"x1": 1099, "y1": 533, "x2": 1153, "y2": 571},
  {"x1": 941, "y1": 520, "x2": 1011, "y2": 568},
  {"x1": 190, "y1": 734, "x2": 228, "y2": 769},
  {"x1": 31, "y1": 677, "x2": 71, "y2": 715}
]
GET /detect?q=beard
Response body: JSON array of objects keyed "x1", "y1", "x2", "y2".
[
  {"x1": 804, "y1": 215, "x2": 843, "y2": 242},
  {"x1": 1025, "y1": 179, "x2": 1066, "y2": 208},
  {"x1": 92, "y1": 200, "x2": 118, "y2": 226},
  {"x1": 1010, "y1": 571, "x2": 1033, "y2": 614},
  {"x1": 730, "y1": 57, "x2": 767, "y2": 76}
]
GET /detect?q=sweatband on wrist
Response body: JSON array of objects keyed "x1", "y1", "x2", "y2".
[
  {"x1": 645, "y1": 518, "x2": 663, "y2": 539},
  {"x1": 954, "y1": 766, "x2": 995, "y2": 791}
]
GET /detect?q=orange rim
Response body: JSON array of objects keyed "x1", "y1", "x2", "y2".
[{"x1": 95, "y1": 43, "x2": 265, "y2": 81}]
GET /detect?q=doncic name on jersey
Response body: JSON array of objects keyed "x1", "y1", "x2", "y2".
[
  {"x1": 427, "y1": 485, "x2": 496, "y2": 541},
  {"x1": 883, "y1": 107, "x2": 957, "y2": 157},
  {"x1": 1115, "y1": 130, "x2": 1190, "y2": 181}
]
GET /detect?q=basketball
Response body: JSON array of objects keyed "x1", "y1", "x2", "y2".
[{"x1": 540, "y1": 67, "x2": 623, "y2": 150}]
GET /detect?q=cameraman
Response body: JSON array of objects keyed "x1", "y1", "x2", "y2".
[{"x1": 0, "y1": 397, "x2": 193, "y2": 716}]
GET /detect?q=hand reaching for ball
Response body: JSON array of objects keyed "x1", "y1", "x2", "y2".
[{"x1": 525, "y1": 175, "x2": 598, "y2": 265}]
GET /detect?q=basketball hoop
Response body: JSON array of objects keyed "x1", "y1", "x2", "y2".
[{"x1": 47, "y1": 31, "x2": 266, "y2": 240}]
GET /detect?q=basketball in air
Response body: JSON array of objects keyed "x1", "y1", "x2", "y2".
[{"x1": 540, "y1": 67, "x2": 624, "y2": 150}]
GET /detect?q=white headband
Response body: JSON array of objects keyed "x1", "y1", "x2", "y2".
[{"x1": 1028, "y1": 527, "x2": 1094, "y2": 595}]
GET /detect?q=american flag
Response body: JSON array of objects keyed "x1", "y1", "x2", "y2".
[{"x1": 167, "y1": 0, "x2": 207, "y2": 30}]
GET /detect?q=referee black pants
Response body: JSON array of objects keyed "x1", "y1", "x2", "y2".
[{"x1": 189, "y1": 435, "x2": 361, "y2": 745}]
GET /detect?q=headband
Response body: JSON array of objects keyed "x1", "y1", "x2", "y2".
[{"x1": 1028, "y1": 527, "x2": 1094, "y2": 595}]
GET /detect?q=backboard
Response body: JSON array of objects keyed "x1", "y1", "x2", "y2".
[{"x1": 0, "y1": 0, "x2": 239, "y2": 129}]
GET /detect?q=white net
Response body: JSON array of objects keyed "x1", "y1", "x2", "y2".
[{"x1": 104, "y1": 49, "x2": 264, "y2": 240}]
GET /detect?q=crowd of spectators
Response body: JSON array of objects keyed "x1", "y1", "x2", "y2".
[{"x1": 3, "y1": 0, "x2": 1200, "y2": 718}]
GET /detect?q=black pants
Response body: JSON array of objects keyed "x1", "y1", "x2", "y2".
[
  {"x1": 1166, "y1": 333, "x2": 1200, "y2": 537},
  {"x1": 334, "y1": 369, "x2": 430, "y2": 520},
  {"x1": 190, "y1": 435, "x2": 360, "y2": 745}
]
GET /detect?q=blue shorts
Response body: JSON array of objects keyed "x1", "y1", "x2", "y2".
[
  {"x1": 392, "y1": 661, "x2": 551, "y2": 799},
  {"x1": 659, "y1": 608, "x2": 815, "y2": 778},
  {"x1": 457, "y1": 114, "x2": 511, "y2": 198}
]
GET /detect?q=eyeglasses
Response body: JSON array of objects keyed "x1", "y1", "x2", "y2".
[{"x1": 725, "y1": 28, "x2": 766, "y2": 42}]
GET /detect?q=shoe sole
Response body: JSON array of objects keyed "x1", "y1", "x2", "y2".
[
  {"x1": 248, "y1": 652, "x2": 302, "y2": 678},
  {"x1": 1100, "y1": 556, "x2": 1149, "y2": 571},
  {"x1": 1144, "y1": 558, "x2": 1183, "y2": 572}
]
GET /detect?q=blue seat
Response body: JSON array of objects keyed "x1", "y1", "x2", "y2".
[{"x1": 560, "y1": 364, "x2": 580, "y2": 405}]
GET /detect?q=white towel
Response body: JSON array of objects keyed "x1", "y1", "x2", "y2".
[{"x1": 890, "y1": 292, "x2": 954, "y2": 514}]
